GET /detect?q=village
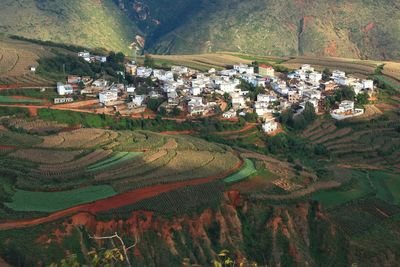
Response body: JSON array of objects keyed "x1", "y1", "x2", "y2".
[{"x1": 54, "y1": 51, "x2": 375, "y2": 135}]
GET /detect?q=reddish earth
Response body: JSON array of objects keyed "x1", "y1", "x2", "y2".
[
  {"x1": 0, "y1": 156, "x2": 244, "y2": 231},
  {"x1": 214, "y1": 123, "x2": 257, "y2": 135},
  {"x1": 362, "y1": 22, "x2": 375, "y2": 33},
  {"x1": 0, "y1": 145, "x2": 17, "y2": 150},
  {"x1": 324, "y1": 40, "x2": 338, "y2": 57}
]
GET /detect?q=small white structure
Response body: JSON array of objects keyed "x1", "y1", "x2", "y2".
[
  {"x1": 57, "y1": 82, "x2": 73, "y2": 96},
  {"x1": 233, "y1": 64, "x2": 254, "y2": 74},
  {"x1": 262, "y1": 119, "x2": 278, "y2": 133},
  {"x1": 92, "y1": 79, "x2": 109, "y2": 88},
  {"x1": 54, "y1": 98, "x2": 74, "y2": 104},
  {"x1": 126, "y1": 86, "x2": 136, "y2": 94},
  {"x1": 99, "y1": 90, "x2": 118, "y2": 105},
  {"x1": 188, "y1": 97, "x2": 205, "y2": 116},
  {"x1": 153, "y1": 69, "x2": 174, "y2": 81},
  {"x1": 330, "y1": 100, "x2": 364, "y2": 120},
  {"x1": 223, "y1": 109, "x2": 237, "y2": 119},
  {"x1": 308, "y1": 72, "x2": 322, "y2": 85},
  {"x1": 30, "y1": 66, "x2": 37, "y2": 72},
  {"x1": 171, "y1": 66, "x2": 189, "y2": 75},
  {"x1": 131, "y1": 95, "x2": 146, "y2": 107},
  {"x1": 362, "y1": 79, "x2": 374, "y2": 90},
  {"x1": 218, "y1": 80, "x2": 240, "y2": 93},
  {"x1": 136, "y1": 67, "x2": 153, "y2": 78},
  {"x1": 190, "y1": 87, "x2": 202, "y2": 96}
]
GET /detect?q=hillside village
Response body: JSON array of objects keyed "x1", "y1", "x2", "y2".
[{"x1": 55, "y1": 52, "x2": 376, "y2": 134}]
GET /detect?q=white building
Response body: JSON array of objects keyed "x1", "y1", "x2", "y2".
[
  {"x1": 301, "y1": 64, "x2": 314, "y2": 72},
  {"x1": 131, "y1": 95, "x2": 146, "y2": 107},
  {"x1": 233, "y1": 64, "x2": 254, "y2": 74},
  {"x1": 223, "y1": 109, "x2": 237, "y2": 119},
  {"x1": 153, "y1": 69, "x2": 174, "y2": 81},
  {"x1": 171, "y1": 66, "x2": 189, "y2": 75},
  {"x1": 126, "y1": 86, "x2": 136, "y2": 94},
  {"x1": 308, "y1": 72, "x2": 322, "y2": 85},
  {"x1": 362, "y1": 79, "x2": 374, "y2": 90},
  {"x1": 137, "y1": 67, "x2": 153, "y2": 78},
  {"x1": 188, "y1": 97, "x2": 205, "y2": 115},
  {"x1": 332, "y1": 70, "x2": 346, "y2": 82},
  {"x1": 262, "y1": 119, "x2": 278, "y2": 133},
  {"x1": 99, "y1": 90, "x2": 118, "y2": 105},
  {"x1": 190, "y1": 87, "x2": 202, "y2": 96},
  {"x1": 231, "y1": 93, "x2": 246, "y2": 108},
  {"x1": 303, "y1": 90, "x2": 321, "y2": 100},
  {"x1": 330, "y1": 100, "x2": 364, "y2": 120},
  {"x1": 257, "y1": 94, "x2": 277, "y2": 103},
  {"x1": 78, "y1": 51, "x2": 91, "y2": 62},
  {"x1": 92, "y1": 79, "x2": 109, "y2": 88},
  {"x1": 57, "y1": 82, "x2": 73, "y2": 96},
  {"x1": 218, "y1": 80, "x2": 240, "y2": 93}
]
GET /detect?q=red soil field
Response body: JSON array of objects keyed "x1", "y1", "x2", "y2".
[{"x1": 214, "y1": 123, "x2": 257, "y2": 135}]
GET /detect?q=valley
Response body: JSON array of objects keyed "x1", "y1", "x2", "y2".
[{"x1": 0, "y1": 25, "x2": 399, "y2": 266}]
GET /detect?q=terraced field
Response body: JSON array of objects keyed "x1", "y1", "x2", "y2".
[
  {"x1": 0, "y1": 125, "x2": 243, "y2": 221},
  {"x1": 302, "y1": 113, "x2": 400, "y2": 168},
  {"x1": 0, "y1": 38, "x2": 54, "y2": 86}
]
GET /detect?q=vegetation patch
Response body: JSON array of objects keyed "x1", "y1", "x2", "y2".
[
  {"x1": 223, "y1": 159, "x2": 256, "y2": 183},
  {"x1": 5, "y1": 185, "x2": 117, "y2": 212},
  {"x1": 0, "y1": 96, "x2": 44, "y2": 104},
  {"x1": 87, "y1": 152, "x2": 142, "y2": 172},
  {"x1": 312, "y1": 170, "x2": 374, "y2": 210}
]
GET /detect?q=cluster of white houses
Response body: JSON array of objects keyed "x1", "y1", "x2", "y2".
[{"x1": 57, "y1": 59, "x2": 374, "y2": 133}]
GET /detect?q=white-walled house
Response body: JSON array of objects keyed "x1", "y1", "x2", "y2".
[
  {"x1": 262, "y1": 119, "x2": 278, "y2": 133},
  {"x1": 137, "y1": 67, "x2": 153, "y2": 78},
  {"x1": 362, "y1": 79, "x2": 374, "y2": 90},
  {"x1": 92, "y1": 79, "x2": 109, "y2": 88},
  {"x1": 99, "y1": 90, "x2": 118, "y2": 105},
  {"x1": 233, "y1": 64, "x2": 254, "y2": 74},
  {"x1": 57, "y1": 83, "x2": 73, "y2": 96},
  {"x1": 131, "y1": 95, "x2": 146, "y2": 107},
  {"x1": 330, "y1": 100, "x2": 364, "y2": 120},
  {"x1": 223, "y1": 109, "x2": 237, "y2": 119},
  {"x1": 190, "y1": 87, "x2": 202, "y2": 96},
  {"x1": 308, "y1": 72, "x2": 322, "y2": 85}
]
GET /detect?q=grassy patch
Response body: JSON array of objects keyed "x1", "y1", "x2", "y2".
[
  {"x1": 87, "y1": 152, "x2": 142, "y2": 172},
  {"x1": 5, "y1": 185, "x2": 117, "y2": 212},
  {"x1": 369, "y1": 170, "x2": 400, "y2": 205},
  {"x1": 312, "y1": 170, "x2": 374, "y2": 209},
  {"x1": 223, "y1": 159, "x2": 257, "y2": 183},
  {"x1": 0, "y1": 96, "x2": 44, "y2": 104}
]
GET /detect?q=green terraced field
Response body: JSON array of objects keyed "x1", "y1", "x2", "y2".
[
  {"x1": 0, "y1": 96, "x2": 44, "y2": 104},
  {"x1": 369, "y1": 170, "x2": 400, "y2": 205},
  {"x1": 223, "y1": 159, "x2": 257, "y2": 183},
  {"x1": 312, "y1": 170, "x2": 374, "y2": 210},
  {"x1": 5, "y1": 185, "x2": 117, "y2": 212},
  {"x1": 87, "y1": 152, "x2": 143, "y2": 172}
]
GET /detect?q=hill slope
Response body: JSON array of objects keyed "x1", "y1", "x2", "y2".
[
  {"x1": 1, "y1": 0, "x2": 400, "y2": 60},
  {"x1": 0, "y1": 0, "x2": 140, "y2": 54},
  {"x1": 121, "y1": 0, "x2": 400, "y2": 60}
]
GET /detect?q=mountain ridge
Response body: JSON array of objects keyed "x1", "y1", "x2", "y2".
[{"x1": 1, "y1": 0, "x2": 400, "y2": 59}]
